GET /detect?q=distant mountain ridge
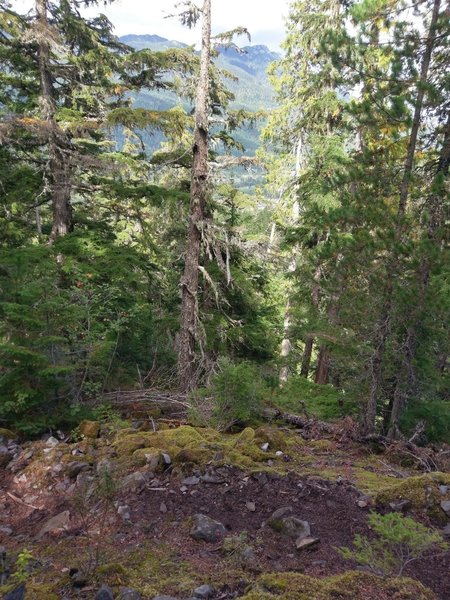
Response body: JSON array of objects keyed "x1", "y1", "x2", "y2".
[
  {"x1": 118, "y1": 34, "x2": 279, "y2": 189},
  {"x1": 120, "y1": 34, "x2": 280, "y2": 114}
]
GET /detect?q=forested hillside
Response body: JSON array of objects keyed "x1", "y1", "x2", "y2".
[{"x1": 0, "y1": 0, "x2": 449, "y2": 598}]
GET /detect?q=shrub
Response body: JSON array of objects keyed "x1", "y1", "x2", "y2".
[
  {"x1": 275, "y1": 376, "x2": 353, "y2": 420},
  {"x1": 338, "y1": 512, "x2": 447, "y2": 576},
  {"x1": 189, "y1": 358, "x2": 269, "y2": 431}
]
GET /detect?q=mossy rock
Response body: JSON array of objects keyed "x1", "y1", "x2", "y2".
[
  {"x1": 114, "y1": 426, "x2": 206, "y2": 458},
  {"x1": 254, "y1": 426, "x2": 289, "y2": 451},
  {"x1": 236, "y1": 427, "x2": 256, "y2": 444},
  {"x1": 240, "y1": 570, "x2": 436, "y2": 600},
  {"x1": 0, "y1": 427, "x2": 17, "y2": 440},
  {"x1": 173, "y1": 447, "x2": 212, "y2": 465},
  {"x1": 308, "y1": 439, "x2": 335, "y2": 451},
  {"x1": 79, "y1": 420, "x2": 101, "y2": 439},
  {"x1": 376, "y1": 472, "x2": 450, "y2": 521},
  {"x1": 132, "y1": 447, "x2": 163, "y2": 469}
]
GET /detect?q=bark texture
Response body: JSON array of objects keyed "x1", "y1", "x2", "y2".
[{"x1": 178, "y1": 0, "x2": 212, "y2": 392}]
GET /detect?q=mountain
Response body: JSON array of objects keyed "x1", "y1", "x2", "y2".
[{"x1": 119, "y1": 34, "x2": 279, "y2": 159}]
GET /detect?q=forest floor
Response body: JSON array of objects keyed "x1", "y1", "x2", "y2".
[{"x1": 0, "y1": 406, "x2": 449, "y2": 600}]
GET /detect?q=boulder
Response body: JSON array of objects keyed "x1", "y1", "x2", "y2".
[
  {"x1": 190, "y1": 514, "x2": 226, "y2": 543},
  {"x1": 79, "y1": 420, "x2": 101, "y2": 439}
]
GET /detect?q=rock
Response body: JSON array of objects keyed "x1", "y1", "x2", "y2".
[
  {"x1": 442, "y1": 524, "x2": 450, "y2": 538},
  {"x1": 0, "y1": 526, "x2": 13, "y2": 535},
  {"x1": 200, "y1": 472, "x2": 224, "y2": 484},
  {"x1": 97, "y1": 458, "x2": 114, "y2": 474},
  {"x1": 439, "y1": 485, "x2": 449, "y2": 496},
  {"x1": 45, "y1": 436, "x2": 59, "y2": 448},
  {"x1": 161, "y1": 452, "x2": 171, "y2": 466},
  {"x1": 357, "y1": 499, "x2": 368, "y2": 508},
  {"x1": 118, "y1": 505, "x2": 131, "y2": 521},
  {"x1": 120, "y1": 589, "x2": 142, "y2": 600},
  {"x1": 266, "y1": 507, "x2": 311, "y2": 540},
  {"x1": 143, "y1": 450, "x2": 161, "y2": 471},
  {"x1": 66, "y1": 461, "x2": 91, "y2": 479},
  {"x1": 440, "y1": 500, "x2": 450, "y2": 516},
  {"x1": 0, "y1": 428, "x2": 17, "y2": 442},
  {"x1": 69, "y1": 568, "x2": 87, "y2": 588},
  {"x1": 121, "y1": 471, "x2": 146, "y2": 493},
  {"x1": 4, "y1": 584, "x2": 26, "y2": 600},
  {"x1": 190, "y1": 514, "x2": 226, "y2": 543},
  {"x1": 160, "y1": 502, "x2": 168, "y2": 514},
  {"x1": 246, "y1": 501, "x2": 256, "y2": 512},
  {"x1": 295, "y1": 536, "x2": 320, "y2": 550},
  {"x1": 252, "y1": 472, "x2": 268, "y2": 486},
  {"x1": 260, "y1": 443, "x2": 269, "y2": 452},
  {"x1": 0, "y1": 445, "x2": 13, "y2": 468},
  {"x1": 182, "y1": 476, "x2": 200, "y2": 486},
  {"x1": 35, "y1": 510, "x2": 70, "y2": 540},
  {"x1": 152, "y1": 597, "x2": 179, "y2": 600},
  {"x1": 95, "y1": 585, "x2": 115, "y2": 600},
  {"x1": 79, "y1": 420, "x2": 101, "y2": 439},
  {"x1": 389, "y1": 499, "x2": 412, "y2": 512},
  {"x1": 193, "y1": 584, "x2": 214, "y2": 599}
]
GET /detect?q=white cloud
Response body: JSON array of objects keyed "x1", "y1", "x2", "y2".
[{"x1": 11, "y1": 0, "x2": 290, "y2": 50}]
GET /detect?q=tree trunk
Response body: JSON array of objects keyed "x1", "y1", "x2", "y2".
[
  {"x1": 363, "y1": 0, "x2": 441, "y2": 434},
  {"x1": 300, "y1": 336, "x2": 314, "y2": 378},
  {"x1": 387, "y1": 110, "x2": 450, "y2": 438},
  {"x1": 279, "y1": 137, "x2": 305, "y2": 384},
  {"x1": 314, "y1": 345, "x2": 329, "y2": 384},
  {"x1": 35, "y1": 0, "x2": 72, "y2": 243},
  {"x1": 178, "y1": 0, "x2": 211, "y2": 392}
]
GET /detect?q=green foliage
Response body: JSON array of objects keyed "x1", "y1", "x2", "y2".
[
  {"x1": 275, "y1": 376, "x2": 353, "y2": 420},
  {"x1": 190, "y1": 359, "x2": 269, "y2": 430},
  {"x1": 0, "y1": 232, "x2": 160, "y2": 434},
  {"x1": 11, "y1": 549, "x2": 33, "y2": 584},
  {"x1": 400, "y1": 400, "x2": 450, "y2": 444},
  {"x1": 338, "y1": 512, "x2": 447, "y2": 577}
]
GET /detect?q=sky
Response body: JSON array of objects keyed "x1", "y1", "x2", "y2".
[{"x1": 12, "y1": 0, "x2": 291, "y2": 50}]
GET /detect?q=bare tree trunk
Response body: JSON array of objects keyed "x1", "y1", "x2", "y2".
[
  {"x1": 178, "y1": 0, "x2": 211, "y2": 392},
  {"x1": 363, "y1": 0, "x2": 441, "y2": 434},
  {"x1": 387, "y1": 111, "x2": 450, "y2": 438},
  {"x1": 300, "y1": 336, "x2": 314, "y2": 378},
  {"x1": 35, "y1": 0, "x2": 72, "y2": 243}
]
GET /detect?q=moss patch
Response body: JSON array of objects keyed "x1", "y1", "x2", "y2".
[
  {"x1": 240, "y1": 570, "x2": 437, "y2": 600},
  {"x1": 376, "y1": 473, "x2": 450, "y2": 520}
]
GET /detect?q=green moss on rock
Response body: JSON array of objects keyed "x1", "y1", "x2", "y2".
[
  {"x1": 376, "y1": 472, "x2": 450, "y2": 521},
  {"x1": 0, "y1": 427, "x2": 17, "y2": 440},
  {"x1": 240, "y1": 570, "x2": 436, "y2": 600}
]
